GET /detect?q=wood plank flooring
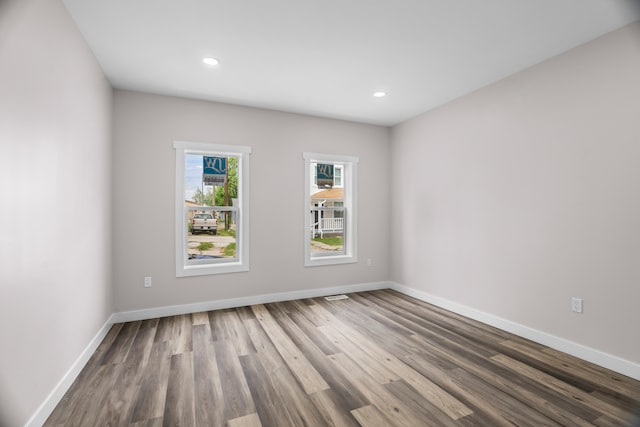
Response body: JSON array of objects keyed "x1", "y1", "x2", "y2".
[{"x1": 44, "y1": 290, "x2": 640, "y2": 426}]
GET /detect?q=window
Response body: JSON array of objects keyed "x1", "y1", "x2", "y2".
[
  {"x1": 334, "y1": 201, "x2": 344, "y2": 219},
  {"x1": 174, "y1": 141, "x2": 251, "y2": 277},
  {"x1": 334, "y1": 165, "x2": 343, "y2": 187},
  {"x1": 304, "y1": 152, "x2": 358, "y2": 267}
]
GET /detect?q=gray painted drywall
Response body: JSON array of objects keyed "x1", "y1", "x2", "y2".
[
  {"x1": 391, "y1": 22, "x2": 640, "y2": 365},
  {"x1": 3, "y1": 1, "x2": 639, "y2": 423},
  {"x1": 0, "y1": 0, "x2": 113, "y2": 425},
  {"x1": 112, "y1": 91, "x2": 391, "y2": 312}
]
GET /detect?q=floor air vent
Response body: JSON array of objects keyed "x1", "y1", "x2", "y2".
[{"x1": 324, "y1": 294, "x2": 349, "y2": 301}]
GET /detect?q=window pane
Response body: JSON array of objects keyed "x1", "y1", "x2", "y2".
[
  {"x1": 175, "y1": 140, "x2": 250, "y2": 277},
  {"x1": 310, "y1": 207, "x2": 345, "y2": 256},
  {"x1": 334, "y1": 166, "x2": 342, "y2": 187},
  {"x1": 310, "y1": 162, "x2": 345, "y2": 257},
  {"x1": 333, "y1": 201, "x2": 344, "y2": 219},
  {"x1": 187, "y1": 207, "x2": 237, "y2": 263},
  {"x1": 304, "y1": 153, "x2": 357, "y2": 267},
  {"x1": 184, "y1": 154, "x2": 239, "y2": 264}
]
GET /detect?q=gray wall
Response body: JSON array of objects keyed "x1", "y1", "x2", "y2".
[
  {"x1": 3, "y1": 1, "x2": 639, "y2": 423},
  {"x1": 391, "y1": 22, "x2": 640, "y2": 365},
  {"x1": 112, "y1": 91, "x2": 391, "y2": 312},
  {"x1": 0, "y1": 0, "x2": 113, "y2": 425}
]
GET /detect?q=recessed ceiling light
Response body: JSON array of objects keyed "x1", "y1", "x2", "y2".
[
  {"x1": 202, "y1": 57, "x2": 219, "y2": 66},
  {"x1": 373, "y1": 91, "x2": 386, "y2": 98}
]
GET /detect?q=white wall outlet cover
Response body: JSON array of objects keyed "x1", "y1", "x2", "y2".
[{"x1": 571, "y1": 297, "x2": 583, "y2": 313}]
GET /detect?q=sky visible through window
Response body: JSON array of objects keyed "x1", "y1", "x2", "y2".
[{"x1": 185, "y1": 154, "x2": 204, "y2": 201}]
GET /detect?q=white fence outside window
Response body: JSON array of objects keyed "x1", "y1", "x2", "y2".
[{"x1": 310, "y1": 207, "x2": 345, "y2": 238}]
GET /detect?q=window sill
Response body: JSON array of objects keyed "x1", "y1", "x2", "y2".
[
  {"x1": 304, "y1": 255, "x2": 357, "y2": 268},
  {"x1": 177, "y1": 261, "x2": 249, "y2": 277}
]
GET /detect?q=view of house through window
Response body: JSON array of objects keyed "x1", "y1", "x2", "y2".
[
  {"x1": 311, "y1": 163, "x2": 345, "y2": 254},
  {"x1": 304, "y1": 153, "x2": 358, "y2": 266},
  {"x1": 174, "y1": 141, "x2": 251, "y2": 277}
]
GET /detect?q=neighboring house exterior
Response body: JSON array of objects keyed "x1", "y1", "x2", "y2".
[
  {"x1": 309, "y1": 163, "x2": 344, "y2": 237},
  {"x1": 185, "y1": 200, "x2": 202, "y2": 221}
]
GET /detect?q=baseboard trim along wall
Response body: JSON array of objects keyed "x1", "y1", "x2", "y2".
[
  {"x1": 29, "y1": 280, "x2": 640, "y2": 425},
  {"x1": 111, "y1": 281, "x2": 390, "y2": 323},
  {"x1": 25, "y1": 314, "x2": 116, "y2": 427},
  {"x1": 26, "y1": 281, "x2": 389, "y2": 426},
  {"x1": 389, "y1": 282, "x2": 640, "y2": 381}
]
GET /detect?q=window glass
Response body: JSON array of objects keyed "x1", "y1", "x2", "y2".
[
  {"x1": 174, "y1": 141, "x2": 251, "y2": 276},
  {"x1": 334, "y1": 166, "x2": 343, "y2": 187},
  {"x1": 304, "y1": 153, "x2": 358, "y2": 266}
]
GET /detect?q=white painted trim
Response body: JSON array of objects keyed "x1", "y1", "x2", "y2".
[
  {"x1": 303, "y1": 153, "x2": 358, "y2": 267},
  {"x1": 25, "y1": 315, "x2": 116, "y2": 427},
  {"x1": 174, "y1": 141, "x2": 251, "y2": 277},
  {"x1": 173, "y1": 140, "x2": 252, "y2": 155},
  {"x1": 389, "y1": 282, "x2": 640, "y2": 381},
  {"x1": 303, "y1": 152, "x2": 359, "y2": 164},
  {"x1": 25, "y1": 281, "x2": 388, "y2": 425},
  {"x1": 28, "y1": 280, "x2": 639, "y2": 426},
  {"x1": 112, "y1": 281, "x2": 391, "y2": 323}
]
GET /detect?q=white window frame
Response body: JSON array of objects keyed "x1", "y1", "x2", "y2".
[
  {"x1": 303, "y1": 152, "x2": 358, "y2": 267},
  {"x1": 174, "y1": 141, "x2": 251, "y2": 277}
]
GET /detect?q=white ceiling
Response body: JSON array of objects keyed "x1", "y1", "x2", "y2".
[{"x1": 62, "y1": 0, "x2": 640, "y2": 126}]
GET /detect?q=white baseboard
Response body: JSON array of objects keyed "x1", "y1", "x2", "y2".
[
  {"x1": 25, "y1": 314, "x2": 116, "y2": 427},
  {"x1": 29, "y1": 279, "x2": 638, "y2": 426},
  {"x1": 111, "y1": 281, "x2": 391, "y2": 323},
  {"x1": 389, "y1": 282, "x2": 640, "y2": 381},
  {"x1": 27, "y1": 281, "x2": 389, "y2": 426}
]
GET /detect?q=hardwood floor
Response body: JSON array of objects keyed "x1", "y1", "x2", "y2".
[{"x1": 45, "y1": 290, "x2": 640, "y2": 426}]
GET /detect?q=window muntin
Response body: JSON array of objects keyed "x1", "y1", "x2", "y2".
[
  {"x1": 174, "y1": 141, "x2": 251, "y2": 277},
  {"x1": 304, "y1": 153, "x2": 358, "y2": 267}
]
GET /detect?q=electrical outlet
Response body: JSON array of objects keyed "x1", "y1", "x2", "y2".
[
  {"x1": 144, "y1": 276, "x2": 152, "y2": 288},
  {"x1": 367, "y1": 258, "x2": 373, "y2": 267},
  {"x1": 571, "y1": 297, "x2": 583, "y2": 313}
]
